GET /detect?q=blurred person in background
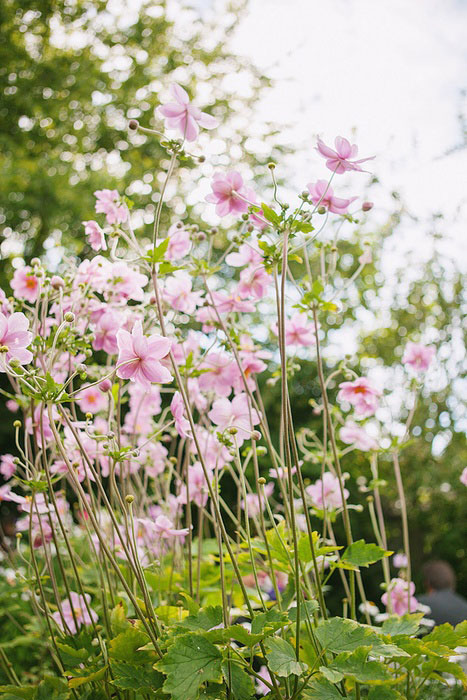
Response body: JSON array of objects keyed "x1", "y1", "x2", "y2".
[{"x1": 418, "y1": 560, "x2": 467, "y2": 626}]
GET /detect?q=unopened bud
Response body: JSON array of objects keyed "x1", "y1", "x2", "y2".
[
  {"x1": 125, "y1": 494, "x2": 134, "y2": 504},
  {"x1": 198, "y1": 155, "x2": 206, "y2": 163},
  {"x1": 169, "y1": 456, "x2": 178, "y2": 464},
  {"x1": 31, "y1": 257, "x2": 41, "y2": 267},
  {"x1": 13, "y1": 420, "x2": 21, "y2": 428},
  {"x1": 196, "y1": 232, "x2": 206, "y2": 242},
  {"x1": 256, "y1": 447, "x2": 267, "y2": 457},
  {"x1": 76, "y1": 364, "x2": 87, "y2": 374},
  {"x1": 331, "y1": 246, "x2": 337, "y2": 253},
  {"x1": 85, "y1": 412, "x2": 93, "y2": 421},
  {"x1": 128, "y1": 119, "x2": 139, "y2": 131},
  {"x1": 362, "y1": 201, "x2": 373, "y2": 212},
  {"x1": 0, "y1": 345, "x2": 8, "y2": 353},
  {"x1": 51, "y1": 275, "x2": 65, "y2": 289},
  {"x1": 268, "y1": 162, "x2": 276, "y2": 170},
  {"x1": 99, "y1": 378, "x2": 112, "y2": 392},
  {"x1": 258, "y1": 477, "x2": 266, "y2": 485},
  {"x1": 251, "y1": 430, "x2": 261, "y2": 441},
  {"x1": 64, "y1": 312, "x2": 75, "y2": 323},
  {"x1": 318, "y1": 205, "x2": 326, "y2": 215},
  {"x1": 228, "y1": 426, "x2": 238, "y2": 435}
]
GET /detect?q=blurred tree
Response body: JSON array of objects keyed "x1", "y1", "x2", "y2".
[{"x1": 0, "y1": 0, "x2": 278, "y2": 267}]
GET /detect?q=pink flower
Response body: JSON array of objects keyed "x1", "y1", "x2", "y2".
[
  {"x1": 0, "y1": 454, "x2": 16, "y2": 480},
  {"x1": 106, "y1": 262, "x2": 148, "y2": 302},
  {"x1": 153, "y1": 514, "x2": 189, "y2": 539},
  {"x1": 241, "y1": 482, "x2": 274, "y2": 518},
  {"x1": 237, "y1": 265, "x2": 270, "y2": 300},
  {"x1": 83, "y1": 220, "x2": 107, "y2": 251},
  {"x1": 272, "y1": 313, "x2": 315, "y2": 346},
  {"x1": 52, "y1": 592, "x2": 98, "y2": 634},
  {"x1": 255, "y1": 665, "x2": 272, "y2": 696},
  {"x1": 306, "y1": 472, "x2": 349, "y2": 510},
  {"x1": 198, "y1": 351, "x2": 239, "y2": 397},
  {"x1": 0, "y1": 312, "x2": 33, "y2": 370},
  {"x1": 307, "y1": 180, "x2": 357, "y2": 214},
  {"x1": 340, "y1": 421, "x2": 377, "y2": 451},
  {"x1": 94, "y1": 189, "x2": 127, "y2": 226},
  {"x1": 460, "y1": 468, "x2": 467, "y2": 487},
  {"x1": 178, "y1": 461, "x2": 214, "y2": 507},
  {"x1": 381, "y1": 578, "x2": 418, "y2": 616},
  {"x1": 393, "y1": 553, "x2": 408, "y2": 569},
  {"x1": 402, "y1": 342, "x2": 435, "y2": 373},
  {"x1": 77, "y1": 385, "x2": 108, "y2": 414},
  {"x1": 170, "y1": 391, "x2": 192, "y2": 439},
  {"x1": 337, "y1": 377, "x2": 381, "y2": 417},
  {"x1": 158, "y1": 83, "x2": 218, "y2": 142},
  {"x1": 93, "y1": 312, "x2": 120, "y2": 355},
  {"x1": 208, "y1": 392, "x2": 260, "y2": 447},
  {"x1": 0, "y1": 484, "x2": 26, "y2": 505},
  {"x1": 166, "y1": 223, "x2": 192, "y2": 260},
  {"x1": 205, "y1": 171, "x2": 254, "y2": 217},
  {"x1": 11, "y1": 267, "x2": 39, "y2": 303},
  {"x1": 316, "y1": 136, "x2": 375, "y2": 174},
  {"x1": 116, "y1": 321, "x2": 172, "y2": 388},
  {"x1": 26, "y1": 406, "x2": 55, "y2": 448},
  {"x1": 225, "y1": 240, "x2": 263, "y2": 267},
  {"x1": 163, "y1": 272, "x2": 203, "y2": 314}
]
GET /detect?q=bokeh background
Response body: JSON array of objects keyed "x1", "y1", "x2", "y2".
[{"x1": 1, "y1": 0, "x2": 466, "y2": 602}]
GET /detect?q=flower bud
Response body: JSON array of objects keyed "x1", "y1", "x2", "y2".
[
  {"x1": 125, "y1": 494, "x2": 134, "y2": 504},
  {"x1": 13, "y1": 420, "x2": 21, "y2": 428},
  {"x1": 64, "y1": 312, "x2": 75, "y2": 323},
  {"x1": 51, "y1": 275, "x2": 65, "y2": 289},
  {"x1": 85, "y1": 412, "x2": 93, "y2": 421},
  {"x1": 362, "y1": 201, "x2": 373, "y2": 212},
  {"x1": 318, "y1": 205, "x2": 327, "y2": 215},
  {"x1": 268, "y1": 162, "x2": 276, "y2": 170},
  {"x1": 128, "y1": 119, "x2": 139, "y2": 131},
  {"x1": 258, "y1": 477, "x2": 266, "y2": 485},
  {"x1": 196, "y1": 232, "x2": 206, "y2": 242},
  {"x1": 228, "y1": 426, "x2": 238, "y2": 435},
  {"x1": 256, "y1": 447, "x2": 267, "y2": 457},
  {"x1": 198, "y1": 155, "x2": 206, "y2": 163},
  {"x1": 31, "y1": 257, "x2": 41, "y2": 267},
  {"x1": 251, "y1": 430, "x2": 261, "y2": 441},
  {"x1": 99, "y1": 379, "x2": 112, "y2": 392}
]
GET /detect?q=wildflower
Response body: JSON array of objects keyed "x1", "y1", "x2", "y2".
[
  {"x1": 0, "y1": 484, "x2": 25, "y2": 505},
  {"x1": 153, "y1": 514, "x2": 189, "y2": 539},
  {"x1": 76, "y1": 385, "x2": 108, "y2": 414},
  {"x1": 83, "y1": 220, "x2": 107, "y2": 251},
  {"x1": 337, "y1": 377, "x2": 380, "y2": 417},
  {"x1": 93, "y1": 312, "x2": 120, "y2": 355},
  {"x1": 460, "y1": 468, "x2": 467, "y2": 486},
  {"x1": 381, "y1": 578, "x2": 418, "y2": 616},
  {"x1": 116, "y1": 321, "x2": 172, "y2": 388},
  {"x1": 158, "y1": 83, "x2": 218, "y2": 142},
  {"x1": 177, "y1": 461, "x2": 214, "y2": 507},
  {"x1": 170, "y1": 391, "x2": 192, "y2": 439},
  {"x1": 0, "y1": 312, "x2": 33, "y2": 371},
  {"x1": 402, "y1": 342, "x2": 435, "y2": 372},
  {"x1": 393, "y1": 553, "x2": 408, "y2": 569},
  {"x1": 52, "y1": 592, "x2": 98, "y2": 634},
  {"x1": 307, "y1": 180, "x2": 357, "y2": 214},
  {"x1": 205, "y1": 171, "x2": 254, "y2": 217},
  {"x1": 10, "y1": 267, "x2": 39, "y2": 303},
  {"x1": 237, "y1": 265, "x2": 270, "y2": 300},
  {"x1": 225, "y1": 239, "x2": 263, "y2": 267},
  {"x1": 166, "y1": 223, "x2": 192, "y2": 260},
  {"x1": 359, "y1": 601, "x2": 380, "y2": 617},
  {"x1": 208, "y1": 392, "x2": 260, "y2": 447},
  {"x1": 316, "y1": 136, "x2": 375, "y2": 174},
  {"x1": 94, "y1": 189, "x2": 127, "y2": 226},
  {"x1": 306, "y1": 472, "x2": 349, "y2": 510},
  {"x1": 163, "y1": 272, "x2": 203, "y2": 314},
  {"x1": 272, "y1": 312, "x2": 315, "y2": 346},
  {"x1": 198, "y1": 351, "x2": 239, "y2": 397},
  {"x1": 255, "y1": 665, "x2": 273, "y2": 696},
  {"x1": 0, "y1": 454, "x2": 16, "y2": 480},
  {"x1": 340, "y1": 421, "x2": 377, "y2": 451},
  {"x1": 106, "y1": 262, "x2": 148, "y2": 302}
]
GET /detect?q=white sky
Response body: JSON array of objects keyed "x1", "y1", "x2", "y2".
[{"x1": 221, "y1": 0, "x2": 467, "y2": 266}]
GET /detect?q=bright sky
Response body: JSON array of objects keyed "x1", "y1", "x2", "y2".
[{"x1": 222, "y1": 0, "x2": 467, "y2": 267}]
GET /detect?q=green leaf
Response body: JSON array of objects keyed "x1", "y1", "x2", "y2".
[
  {"x1": 302, "y1": 677, "x2": 342, "y2": 699},
  {"x1": 260, "y1": 203, "x2": 281, "y2": 225},
  {"x1": 176, "y1": 605, "x2": 223, "y2": 631},
  {"x1": 368, "y1": 689, "x2": 404, "y2": 700},
  {"x1": 156, "y1": 634, "x2": 223, "y2": 700},
  {"x1": 222, "y1": 661, "x2": 255, "y2": 699},
  {"x1": 111, "y1": 661, "x2": 164, "y2": 691},
  {"x1": 319, "y1": 666, "x2": 344, "y2": 683},
  {"x1": 315, "y1": 617, "x2": 407, "y2": 657},
  {"x1": 330, "y1": 646, "x2": 393, "y2": 684},
  {"x1": 68, "y1": 667, "x2": 108, "y2": 689},
  {"x1": 36, "y1": 678, "x2": 70, "y2": 700},
  {"x1": 423, "y1": 622, "x2": 467, "y2": 648},
  {"x1": 110, "y1": 600, "x2": 131, "y2": 635},
  {"x1": 340, "y1": 540, "x2": 391, "y2": 568},
  {"x1": 265, "y1": 637, "x2": 308, "y2": 677},
  {"x1": 55, "y1": 642, "x2": 90, "y2": 668},
  {"x1": 420, "y1": 656, "x2": 467, "y2": 685},
  {"x1": 146, "y1": 237, "x2": 170, "y2": 263},
  {"x1": 250, "y1": 609, "x2": 288, "y2": 635},
  {"x1": 205, "y1": 623, "x2": 270, "y2": 647},
  {"x1": 109, "y1": 626, "x2": 154, "y2": 664},
  {"x1": 381, "y1": 613, "x2": 423, "y2": 637},
  {"x1": 0, "y1": 689, "x2": 36, "y2": 700},
  {"x1": 287, "y1": 600, "x2": 319, "y2": 623}
]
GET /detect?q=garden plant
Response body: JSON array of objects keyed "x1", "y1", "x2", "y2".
[{"x1": 0, "y1": 81, "x2": 466, "y2": 699}]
